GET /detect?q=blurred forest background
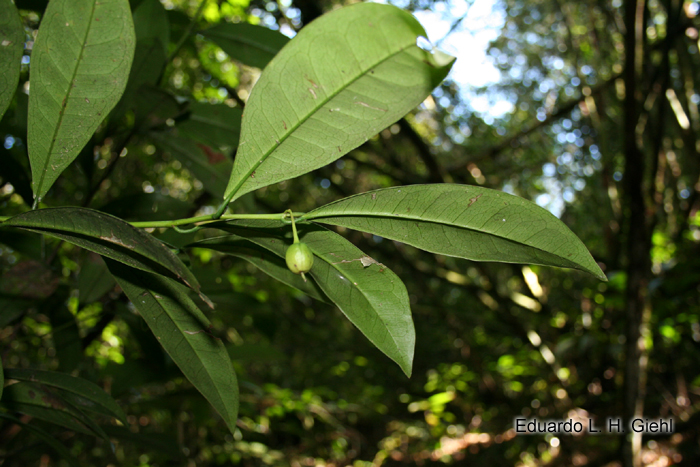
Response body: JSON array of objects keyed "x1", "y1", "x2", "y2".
[{"x1": 1, "y1": 0, "x2": 700, "y2": 466}]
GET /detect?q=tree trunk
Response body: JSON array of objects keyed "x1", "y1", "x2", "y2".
[{"x1": 622, "y1": 1, "x2": 652, "y2": 466}]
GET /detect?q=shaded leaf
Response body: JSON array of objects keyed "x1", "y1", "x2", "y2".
[
  {"x1": 0, "y1": 413, "x2": 80, "y2": 467},
  {"x1": 177, "y1": 102, "x2": 242, "y2": 153},
  {"x1": 213, "y1": 220, "x2": 415, "y2": 376},
  {"x1": 110, "y1": 38, "x2": 166, "y2": 121},
  {"x1": 224, "y1": 3, "x2": 454, "y2": 201},
  {"x1": 0, "y1": 0, "x2": 23, "y2": 120},
  {"x1": 28, "y1": 0, "x2": 135, "y2": 201},
  {"x1": 79, "y1": 253, "x2": 115, "y2": 304},
  {"x1": 106, "y1": 260, "x2": 239, "y2": 433},
  {"x1": 191, "y1": 235, "x2": 329, "y2": 303},
  {"x1": 45, "y1": 286, "x2": 82, "y2": 372},
  {"x1": 150, "y1": 131, "x2": 232, "y2": 198},
  {"x1": 5, "y1": 368, "x2": 128, "y2": 425},
  {"x1": 132, "y1": 0, "x2": 169, "y2": 50},
  {"x1": 1, "y1": 381, "x2": 110, "y2": 441},
  {"x1": 200, "y1": 22, "x2": 290, "y2": 69},
  {"x1": 301, "y1": 184, "x2": 606, "y2": 280},
  {"x1": 134, "y1": 85, "x2": 181, "y2": 124},
  {"x1": 3, "y1": 206, "x2": 201, "y2": 291}
]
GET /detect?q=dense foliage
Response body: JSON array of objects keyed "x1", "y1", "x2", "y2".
[{"x1": 1, "y1": 0, "x2": 698, "y2": 466}]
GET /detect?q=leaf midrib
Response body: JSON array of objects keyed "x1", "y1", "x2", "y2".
[
  {"x1": 36, "y1": 0, "x2": 98, "y2": 197},
  {"x1": 229, "y1": 38, "x2": 421, "y2": 199},
  {"x1": 305, "y1": 213, "x2": 585, "y2": 266}
]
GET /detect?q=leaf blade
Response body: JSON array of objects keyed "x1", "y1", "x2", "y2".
[
  {"x1": 224, "y1": 3, "x2": 454, "y2": 201},
  {"x1": 105, "y1": 260, "x2": 239, "y2": 433},
  {"x1": 3, "y1": 207, "x2": 201, "y2": 291},
  {"x1": 302, "y1": 184, "x2": 606, "y2": 280},
  {"x1": 200, "y1": 22, "x2": 290, "y2": 69},
  {"x1": 27, "y1": 0, "x2": 135, "y2": 201},
  {"x1": 0, "y1": 0, "x2": 24, "y2": 120},
  {"x1": 4, "y1": 368, "x2": 128, "y2": 425}
]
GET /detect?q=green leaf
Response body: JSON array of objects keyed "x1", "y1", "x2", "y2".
[
  {"x1": 111, "y1": 0, "x2": 169, "y2": 121},
  {"x1": 224, "y1": 3, "x2": 454, "y2": 201},
  {"x1": 79, "y1": 253, "x2": 115, "y2": 304},
  {"x1": 200, "y1": 22, "x2": 290, "y2": 69},
  {"x1": 110, "y1": 38, "x2": 166, "y2": 121},
  {"x1": 0, "y1": 358, "x2": 3, "y2": 400},
  {"x1": 213, "y1": 220, "x2": 415, "y2": 376},
  {"x1": 105, "y1": 260, "x2": 239, "y2": 433},
  {"x1": 150, "y1": 131, "x2": 232, "y2": 198},
  {"x1": 0, "y1": 0, "x2": 24, "y2": 120},
  {"x1": 190, "y1": 235, "x2": 329, "y2": 303},
  {"x1": 1, "y1": 381, "x2": 110, "y2": 441},
  {"x1": 4, "y1": 368, "x2": 128, "y2": 425},
  {"x1": 132, "y1": 0, "x2": 169, "y2": 51},
  {"x1": 3, "y1": 207, "x2": 202, "y2": 291},
  {"x1": 301, "y1": 184, "x2": 606, "y2": 280},
  {"x1": 46, "y1": 289, "x2": 82, "y2": 372},
  {"x1": 27, "y1": 0, "x2": 135, "y2": 202},
  {"x1": 0, "y1": 413, "x2": 80, "y2": 467},
  {"x1": 177, "y1": 102, "x2": 242, "y2": 153}
]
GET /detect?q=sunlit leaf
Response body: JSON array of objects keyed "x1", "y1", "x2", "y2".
[
  {"x1": 5, "y1": 368, "x2": 128, "y2": 425},
  {"x1": 3, "y1": 207, "x2": 201, "y2": 291},
  {"x1": 212, "y1": 220, "x2": 415, "y2": 376},
  {"x1": 302, "y1": 184, "x2": 606, "y2": 280},
  {"x1": 200, "y1": 22, "x2": 290, "y2": 69},
  {"x1": 106, "y1": 260, "x2": 239, "y2": 433},
  {"x1": 0, "y1": 0, "x2": 23, "y2": 120},
  {"x1": 224, "y1": 3, "x2": 455, "y2": 201},
  {"x1": 27, "y1": 0, "x2": 135, "y2": 201}
]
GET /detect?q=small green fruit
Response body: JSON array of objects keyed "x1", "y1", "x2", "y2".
[{"x1": 286, "y1": 242, "x2": 314, "y2": 274}]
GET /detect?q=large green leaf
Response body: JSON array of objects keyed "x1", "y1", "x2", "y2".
[
  {"x1": 150, "y1": 131, "x2": 232, "y2": 198},
  {"x1": 200, "y1": 22, "x2": 290, "y2": 69},
  {"x1": 0, "y1": 413, "x2": 80, "y2": 467},
  {"x1": 301, "y1": 184, "x2": 606, "y2": 280},
  {"x1": 190, "y1": 235, "x2": 329, "y2": 303},
  {"x1": 0, "y1": 0, "x2": 23, "y2": 120},
  {"x1": 4, "y1": 368, "x2": 128, "y2": 425},
  {"x1": 213, "y1": 220, "x2": 415, "y2": 376},
  {"x1": 105, "y1": 260, "x2": 239, "y2": 433},
  {"x1": 27, "y1": 0, "x2": 135, "y2": 202},
  {"x1": 3, "y1": 207, "x2": 201, "y2": 291},
  {"x1": 224, "y1": 3, "x2": 455, "y2": 201},
  {"x1": 177, "y1": 102, "x2": 242, "y2": 154}
]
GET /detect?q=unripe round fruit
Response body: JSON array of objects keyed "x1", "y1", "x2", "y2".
[{"x1": 286, "y1": 242, "x2": 314, "y2": 274}]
